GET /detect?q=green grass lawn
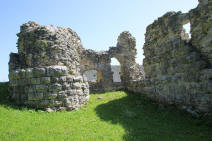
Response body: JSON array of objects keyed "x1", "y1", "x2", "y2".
[{"x1": 0, "y1": 82, "x2": 212, "y2": 141}]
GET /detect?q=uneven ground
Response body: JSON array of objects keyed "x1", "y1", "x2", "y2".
[{"x1": 0, "y1": 82, "x2": 212, "y2": 141}]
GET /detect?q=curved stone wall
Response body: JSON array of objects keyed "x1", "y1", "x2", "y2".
[{"x1": 9, "y1": 22, "x2": 89, "y2": 111}]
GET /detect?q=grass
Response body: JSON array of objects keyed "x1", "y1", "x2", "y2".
[{"x1": 0, "y1": 82, "x2": 212, "y2": 141}]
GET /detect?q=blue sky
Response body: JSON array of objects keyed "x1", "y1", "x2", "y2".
[{"x1": 0, "y1": 0, "x2": 198, "y2": 81}]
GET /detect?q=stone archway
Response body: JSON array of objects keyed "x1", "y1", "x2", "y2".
[
  {"x1": 110, "y1": 57, "x2": 122, "y2": 83},
  {"x1": 109, "y1": 31, "x2": 144, "y2": 88}
]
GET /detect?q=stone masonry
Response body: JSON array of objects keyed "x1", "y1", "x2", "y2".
[
  {"x1": 128, "y1": 0, "x2": 212, "y2": 115},
  {"x1": 79, "y1": 31, "x2": 144, "y2": 93},
  {"x1": 9, "y1": 22, "x2": 89, "y2": 111},
  {"x1": 8, "y1": 0, "x2": 212, "y2": 115},
  {"x1": 9, "y1": 23, "x2": 143, "y2": 111}
]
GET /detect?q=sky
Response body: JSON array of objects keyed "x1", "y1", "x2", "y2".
[{"x1": 0, "y1": 0, "x2": 198, "y2": 82}]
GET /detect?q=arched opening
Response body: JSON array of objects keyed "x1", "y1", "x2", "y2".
[
  {"x1": 181, "y1": 21, "x2": 191, "y2": 41},
  {"x1": 83, "y1": 70, "x2": 98, "y2": 83},
  {"x1": 111, "y1": 58, "x2": 121, "y2": 82}
]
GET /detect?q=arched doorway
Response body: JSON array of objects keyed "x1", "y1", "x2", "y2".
[{"x1": 110, "y1": 57, "x2": 121, "y2": 83}]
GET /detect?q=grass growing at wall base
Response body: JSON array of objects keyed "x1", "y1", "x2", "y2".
[{"x1": 0, "y1": 82, "x2": 212, "y2": 141}]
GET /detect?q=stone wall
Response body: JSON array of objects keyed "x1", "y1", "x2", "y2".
[
  {"x1": 83, "y1": 65, "x2": 123, "y2": 93},
  {"x1": 8, "y1": 0, "x2": 211, "y2": 115},
  {"x1": 109, "y1": 31, "x2": 144, "y2": 88},
  {"x1": 9, "y1": 22, "x2": 89, "y2": 111},
  {"x1": 79, "y1": 32, "x2": 144, "y2": 93},
  {"x1": 88, "y1": 82, "x2": 123, "y2": 94},
  {"x1": 80, "y1": 49, "x2": 114, "y2": 93},
  {"x1": 190, "y1": 0, "x2": 212, "y2": 66},
  {"x1": 9, "y1": 23, "x2": 143, "y2": 110},
  {"x1": 128, "y1": 0, "x2": 212, "y2": 115},
  {"x1": 9, "y1": 65, "x2": 89, "y2": 110}
]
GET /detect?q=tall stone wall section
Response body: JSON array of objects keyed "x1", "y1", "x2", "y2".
[
  {"x1": 190, "y1": 0, "x2": 212, "y2": 66},
  {"x1": 109, "y1": 32, "x2": 144, "y2": 88},
  {"x1": 9, "y1": 22, "x2": 89, "y2": 111},
  {"x1": 128, "y1": 0, "x2": 212, "y2": 115},
  {"x1": 80, "y1": 32, "x2": 144, "y2": 93}
]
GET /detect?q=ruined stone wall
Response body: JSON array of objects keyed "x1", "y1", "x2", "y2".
[
  {"x1": 190, "y1": 0, "x2": 212, "y2": 66},
  {"x1": 79, "y1": 32, "x2": 143, "y2": 93},
  {"x1": 9, "y1": 1, "x2": 210, "y2": 115},
  {"x1": 109, "y1": 31, "x2": 144, "y2": 88},
  {"x1": 80, "y1": 49, "x2": 115, "y2": 93},
  {"x1": 9, "y1": 22, "x2": 89, "y2": 111},
  {"x1": 128, "y1": 0, "x2": 212, "y2": 115},
  {"x1": 9, "y1": 21, "x2": 143, "y2": 109}
]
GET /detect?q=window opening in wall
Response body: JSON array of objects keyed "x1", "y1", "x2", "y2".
[
  {"x1": 182, "y1": 22, "x2": 191, "y2": 41},
  {"x1": 83, "y1": 70, "x2": 97, "y2": 82},
  {"x1": 111, "y1": 58, "x2": 121, "y2": 82}
]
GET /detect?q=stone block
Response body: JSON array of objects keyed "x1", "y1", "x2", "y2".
[
  {"x1": 30, "y1": 78, "x2": 41, "y2": 85},
  {"x1": 49, "y1": 83, "x2": 62, "y2": 92},
  {"x1": 46, "y1": 66, "x2": 68, "y2": 77},
  {"x1": 66, "y1": 89, "x2": 76, "y2": 96},
  {"x1": 59, "y1": 76, "x2": 67, "y2": 83},
  {"x1": 18, "y1": 69, "x2": 26, "y2": 79},
  {"x1": 62, "y1": 83, "x2": 70, "y2": 91},
  {"x1": 40, "y1": 77, "x2": 51, "y2": 84},
  {"x1": 72, "y1": 82, "x2": 81, "y2": 89},
  {"x1": 50, "y1": 77, "x2": 60, "y2": 83},
  {"x1": 206, "y1": 81, "x2": 212, "y2": 93},
  {"x1": 52, "y1": 100, "x2": 63, "y2": 107},
  {"x1": 73, "y1": 76, "x2": 83, "y2": 82},
  {"x1": 35, "y1": 85, "x2": 48, "y2": 93},
  {"x1": 13, "y1": 69, "x2": 21, "y2": 79},
  {"x1": 76, "y1": 89, "x2": 84, "y2": 95},
  {"x1": 57, "y1": 91, "x2": 66, "y2": 99},
  {"x1": 25, "y1": 68, "x2": 33, "y2": 78},
  {"x1": 39, "y1": 100, "x2": 51, "y2": 108},
  {"x1": 28, "y1": 93, "x2": 43, "y2": 101},
  {"x1": 46, "y1": 93, "x2": 58, "y2": 99},
  {"x1": 17, "y1": 79, "x2": 27, "y2": 86},
  {"x1": 66, "y1": 76, "x2": 74, "y2": 83},
  {"x1": 25, "y1": 86, "x2": 35, "y2": 94},
  {"x1": 33, "y1": 68, "x2": 46, "y2": 77},
  {"x1": 200, "y1": 69, "x2": 212, "y2": 80},
  {"x1": 10, "y1": 80, "x2": 17, "y2": 86},
  {"x1": 78, "y1": 95, "x2": 89, "y2": 104}
]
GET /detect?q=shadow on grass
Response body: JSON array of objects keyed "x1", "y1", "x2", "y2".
[
  {"x1": 1, "y1": 82, "x2": 212, "y2": 140},
  {"x1": 95, "y1": 91, "x2": 212, "y2": 141}
]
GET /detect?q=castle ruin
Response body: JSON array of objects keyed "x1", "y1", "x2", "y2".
[{"x1": 9, "y1": 0, "x2": 212, "y2": 115}]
